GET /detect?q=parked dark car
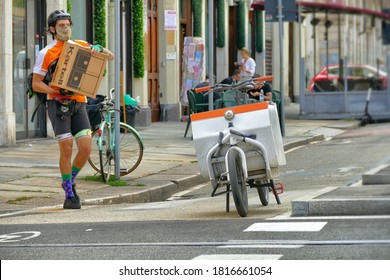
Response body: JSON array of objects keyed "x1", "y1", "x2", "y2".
[{"x1": 308, "y1": 64, "x2": 387, "y2": 92}]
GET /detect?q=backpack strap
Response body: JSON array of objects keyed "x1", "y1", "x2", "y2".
[
  {"x1": 44, "y1": 59, "x2": 58, "y2": 84},
  {"x1": 28, "y1": 59, "x2": 58, "y2": 123},
  {"x1": 30, "y1": 102, "x2": 46, "y2": 123}
]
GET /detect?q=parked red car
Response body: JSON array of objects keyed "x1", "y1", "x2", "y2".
[{"x1": 308, "y1": 64, "x2": 388, "y2": 92}]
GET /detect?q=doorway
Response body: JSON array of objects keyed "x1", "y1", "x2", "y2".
[
  {"x1": 13, "y1": 0, "x2": 47, "y2": 140},
  {"x1": 147, "y1": 0, "x2": 160, "y2": 122}
]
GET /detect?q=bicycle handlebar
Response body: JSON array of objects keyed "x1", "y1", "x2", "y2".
[
  {"x1": 194, "y1": 75, "x2": 273, "y2": 94},
  {"x1": 253, "y1": 75, "x2": 273, "y2": 83},
  {"x1": 194, "y1": 85, "x2": 212, "y2": 93}
]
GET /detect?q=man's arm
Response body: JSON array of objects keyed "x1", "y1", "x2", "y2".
[
  {"x1": 263, "y1": 83, "x2": 273, "y2": 101},
  {"x1": 102, "y1": 47, "x2": 115, "y2": 61},
  {"x1": 32, "y1": 73, "x2": 60, "y2": 95},
  {"x1": 264, "y1": 91, "x2": 272, "y2": 101},
  {"x1": 90, "y1": 45, "x2": 115, "y2": 61}
]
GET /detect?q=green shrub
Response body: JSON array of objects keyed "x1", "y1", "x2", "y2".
[
  {"x1": 216, "y1": 0, "x2": 225, "y2": 48},
  {"x1": 255, "y1": 10, "x2": 263, "y2": 53},
  {"x1": 192, "y1": 0, "x2": 202, "y2": 37},
  {"x1": 133, "y1": 0, "x2": 145, "y2": 78},
  {"x1": 236, "y1": 1, "x2": 245, "y2": 50},
  {"x1": 94, "y1": 0, "x2": 106, "y2": 47}
]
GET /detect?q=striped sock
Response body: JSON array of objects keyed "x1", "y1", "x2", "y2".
[
  {"x1": 71, "y1": 165, "x2": 81, "y2": 185},
  {"x1": 62, "y1": 174, "x2": 74, "y2": 199}
]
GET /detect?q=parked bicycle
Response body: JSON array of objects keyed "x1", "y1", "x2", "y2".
[
  {"x1": 88, "y1": 88, "x2": 144, "y2": 182},
  {"x1": 194, "y1": 75, "x2": 273, "y2": 108}
]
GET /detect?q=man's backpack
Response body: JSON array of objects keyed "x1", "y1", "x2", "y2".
[{"x1": 26, "y1": 59, "x2": 58, "y2": 122}]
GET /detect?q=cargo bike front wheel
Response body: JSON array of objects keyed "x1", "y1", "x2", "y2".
[{"x1": 227, "y1": 149, "x2": 248, "y2": 217}]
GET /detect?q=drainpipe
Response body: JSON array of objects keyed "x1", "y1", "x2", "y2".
[
  {"x1": 126, "y1": 0, "x2": 133, "y2": 94},
  {"x1": 208, "y1": 0, "x2": 214, "y2": 111}
]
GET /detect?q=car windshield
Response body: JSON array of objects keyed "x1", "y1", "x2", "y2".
[
  {"x1": 326, "y1": 65, "x2": 387, "y2": 77},
  {"x1": 328, "y1": 67, "x2": 339, "y2": 75},
  {"x1": 310, "y1": 64, "x2": 388, "y2": 92}
]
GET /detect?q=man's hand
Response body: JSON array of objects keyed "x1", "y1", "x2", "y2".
[
  {"x1": 60, "y1": 89, "x2": 74, "y2": 96},
  {"x1": 91, "y1": 44, "x2": 104, "y2": 56},
  {"x1": 91, "y1": 44, "x2": 104, "y2": 52},
  {"x1": 90, "y1": 44, "x2": 115, "y2": 61}
]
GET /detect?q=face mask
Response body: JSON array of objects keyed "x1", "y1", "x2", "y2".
[{"x1": 56, "y1": 26, "x2": 71, "y2": 41}]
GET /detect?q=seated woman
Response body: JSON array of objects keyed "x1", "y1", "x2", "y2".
[{"x1": 247, "y1": 74, "x2": 273, "y2": 102}]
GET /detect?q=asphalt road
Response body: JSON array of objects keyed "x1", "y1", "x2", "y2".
[{"x1": 0, "y1": 217, "x2": 389, "y2": 259}]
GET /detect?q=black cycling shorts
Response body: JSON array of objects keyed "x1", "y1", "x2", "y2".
[{"x1": 47, "y1": 100, "x2": 91, "y2": 137}]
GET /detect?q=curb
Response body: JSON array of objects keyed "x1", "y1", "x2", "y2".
[
  {"x1": 283, "y1": 134, "x2": 325, "y2": 152},
  {"x1": 362, "y1": 164, "x2": 390, "y2": 185},
  {"x1": 293, "y1": 197, "x2": 390, "y2": 216},
  {"x1": 83, "y1": 173, "x2": 208, "y2": 206},
  {"x1": 82, "y1": 135, "x2": 323, "y2": 206},
  {"x1": 292, "y1": 185, "x2": 390, "y2": 216}
]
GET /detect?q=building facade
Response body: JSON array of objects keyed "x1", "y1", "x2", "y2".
[{"x1": 1, "y1": 0, "x2": 389, "y2": 146}]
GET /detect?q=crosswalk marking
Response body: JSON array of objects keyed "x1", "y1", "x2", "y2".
[
  {"x1": 244, "y1": 221, "x2": 327, "y2": 232},
  {"x1": 192, "y1": 254, "x2": 283, "y2": 260},
  {"x1": 193, "y1": 221, "x2": 328, "y2": 260}
]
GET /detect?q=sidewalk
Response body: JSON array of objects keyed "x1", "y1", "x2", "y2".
[{"x1": 0, "y1": 103, "x2": 388, "y2": 216}]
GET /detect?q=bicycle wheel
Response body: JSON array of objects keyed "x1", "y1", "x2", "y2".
[
  {"x1": 88, "y1": 128, "x2": 102, "y2": 174},
  {"x1": 115, "y1": 123, "x2": 143, "y2": 176},
  {"x1": 99, "y1": 122, "x2": 113, "y2": 182},
  {"x1": 227, "y1": 149, "x2": 248, "y2": 217},
  {"x1": 256, "y1": 180, "x2": 270, "y2": 206}
]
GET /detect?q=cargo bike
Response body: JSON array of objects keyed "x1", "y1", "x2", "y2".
[{"x1": 191, "y1": 77, "x2": 286, "y2": 217}]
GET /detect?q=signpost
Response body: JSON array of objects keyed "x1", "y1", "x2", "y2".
[
  {"x1": 115, "y1": 0, "x2": 121, "y2": 179},
  {"x1": 264, "y1": 0, "x2": 296, "y2": 137}
]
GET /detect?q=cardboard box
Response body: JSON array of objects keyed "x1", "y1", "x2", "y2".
[{"x1": 51, "y1": 42, "x2": 108, "y2": 98}]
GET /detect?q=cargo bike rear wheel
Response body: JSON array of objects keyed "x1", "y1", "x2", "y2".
[{"x1": 248, "y1": 179, "x2": 270, "y2": 206}]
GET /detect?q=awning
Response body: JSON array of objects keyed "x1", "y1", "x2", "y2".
[{"x1": 251, "y1": 1, "x2": 390, "y2": 20}]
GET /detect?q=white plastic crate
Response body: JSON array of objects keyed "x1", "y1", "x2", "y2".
[{"x1": 191, "y1": 102, "x2": 286, "y2": 179}]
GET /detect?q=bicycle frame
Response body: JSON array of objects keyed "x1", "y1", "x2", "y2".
[
  {"x1": 97, "y1": 92, "x2": 144, "y2": 154},
  {"x1": 206, "y1": 128, "x2": 272, "y2": 192},
  {"x1": 88, "y1": 88, "x2": 144, "y2": 181}
]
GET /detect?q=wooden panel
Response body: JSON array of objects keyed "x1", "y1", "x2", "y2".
[
  {"x1": 147, "y1": 0, "x2": 160, "y2": 122},
  {"x1": 179, "y1": 0, "x2": 192, "y2": 114},
  {"x1": 229, "y1": 6, "x2": 237, "y2": 76}
]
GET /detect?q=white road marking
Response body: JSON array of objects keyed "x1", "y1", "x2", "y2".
[
  {"x1": 2, "y1": 239, "x2": 387, "y2": 248},
  {"x1": 120, "y1": 200, "x2": 196, "y2": 210},
  {"x1": 0, "y1": 231, "x2": 41, "y2": 243},
  {"x1": 219, "y1": 240, "x2": 303, "y2": 249},
  {"x1": 167, "y1": 183, "x2": 210, "y2": 200},
  {"x1": 244, "y1": 222, "x2": 327, "y2": 232},
  {"x1": 338, "y1": 166, "x2": 360, "y2": 173},
  {"x1": 219, "y1": 244, "x2": 303, "y2": 249}
]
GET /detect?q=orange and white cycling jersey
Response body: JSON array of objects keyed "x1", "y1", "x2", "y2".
[{"x1": 33, "y1": 39, "x2": 90, "y2": 103}]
